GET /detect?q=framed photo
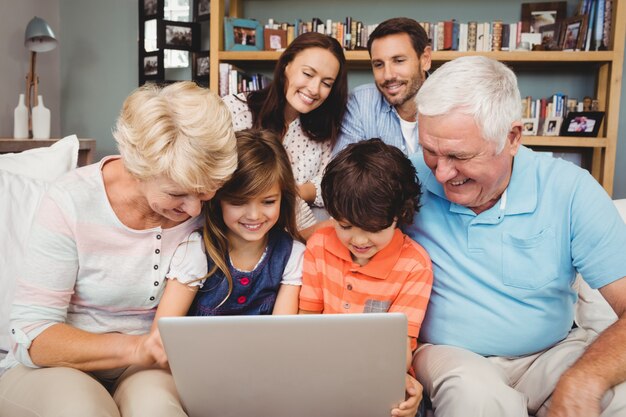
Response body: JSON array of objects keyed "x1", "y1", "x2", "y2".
[
  {"x1": 193, "y1": 0, "x2": 210, "y2": 22},
  {"x1": 522, "y1": 118, "x2": 539, "y2": 136},
  {"x1": 559, "y1": 15, "x2": 588, "y2": 51},
  {"x1": 521, "y1": 2, "x2": 567, "y2": 33},
  {"x1": 264, "y1": 28, "x2": 287, "y2": 51},
  {"x1": 139, "y1": 51, "x2": 164, "y2": 85},
  {"x1": 539, "y1": 23, "x2": 561, "y2": 50},
  {"x1": 224, "y1": 17, "x2": 264, "y2": 51},
  {"x1": 560, "y1": 111, "x2": 604, "y2": 137},
  {"x1": 158, "y1": 20, "x2": 200, "y2": 51},
  {"x1": 192, "y1": 51, "x2": 210, "y2": 85},
  {"x1": 140, "y1": 0, "x2": 164, "y2": 20},
  {"x1": 542, "y1": 116, "x2": 563, "y2": 136}
]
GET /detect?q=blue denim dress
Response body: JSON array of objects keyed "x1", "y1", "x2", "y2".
[{"x1": 188, "y1": 228, "x2": 294, "y2": 316}]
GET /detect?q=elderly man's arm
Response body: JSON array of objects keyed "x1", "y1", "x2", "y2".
[{"x1": 548, "y1": 276, "x2": 626, "y2": 417}]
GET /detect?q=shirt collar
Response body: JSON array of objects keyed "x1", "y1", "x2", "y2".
[{"x1": 325, "y1": 227, "x2": 405, "y2": 280}]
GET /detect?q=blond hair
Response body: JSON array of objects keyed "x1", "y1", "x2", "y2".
[{"x1": 114, "y1": 81, "x2": 237, "y2": 193}]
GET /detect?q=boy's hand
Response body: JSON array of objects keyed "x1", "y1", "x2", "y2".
[{"x1": 391, "y1": 373, "x2": 423, "y2": 417}]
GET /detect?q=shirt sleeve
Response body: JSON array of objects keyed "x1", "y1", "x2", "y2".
[
  {"x1": 281, "y1": 241, "x2": 305, "y2": 286},
  {"x1": 222, "y1": 93, "x2": 253, "y2": 131},
  {"x1": 388, "y1": 245, "x2": 434, "y2": 339},
  {"x1": 9, "y1": 185, "x2": 79, "y2": 367},
  {"x1": 165, "y1": 231, "x2": 208, "y2": 287},
  {"x1": 298, "y1": 234, "x2": 325, "y2": 312},
  {"x1": 333, "y1": 93, "x2": 365, "y2": 156}
]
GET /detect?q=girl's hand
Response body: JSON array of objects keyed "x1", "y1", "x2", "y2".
[
  {"x1": 131, "y1": 328, "x2": 169, "y2": 369},
  {"x1": 391, "y1": 373, "x2": 423, "y2": 417}
]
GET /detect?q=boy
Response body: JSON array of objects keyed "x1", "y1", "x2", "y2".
[{"x1": 299, "y1": 138, "x2": 433, "y2": 417}]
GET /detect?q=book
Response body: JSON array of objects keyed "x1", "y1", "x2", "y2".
[{"x1": 467, "y1": 21, "x2": 477, "y2": 51}]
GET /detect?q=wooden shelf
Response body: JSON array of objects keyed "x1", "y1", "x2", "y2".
[{"x1": 522, "y1": 136, "x2": 608, "y2": 148}]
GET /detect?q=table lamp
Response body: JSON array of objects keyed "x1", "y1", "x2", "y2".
[{"x1": 24, "y1": 16, "x2": 57, "y2": 137}]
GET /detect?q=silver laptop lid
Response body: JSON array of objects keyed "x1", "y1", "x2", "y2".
[{"x1": 159, "y1": 313, "x2": 407, "y2": 417}]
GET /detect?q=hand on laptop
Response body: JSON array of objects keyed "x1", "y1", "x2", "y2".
[
  {"x1": 391, "y1": 374, "x2": 423, "y2": 417},
  {"x1": 131, "y1": 328, "x2": 169, "y2": 369}
]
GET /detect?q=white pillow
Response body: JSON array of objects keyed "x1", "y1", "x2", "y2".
[{"x1": 0, "y1": 135, "x2": 79, "y2": 352}]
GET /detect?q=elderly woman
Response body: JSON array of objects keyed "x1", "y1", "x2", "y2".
[{"x1": 0, "y1": 82, "x2": 237, "y2": 416}]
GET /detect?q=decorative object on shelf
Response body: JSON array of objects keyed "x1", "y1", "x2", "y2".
[
  {"x1": 560, "y1": 111, "x2": 604, "y2": 137},
  {"x1": 559, "y1": 15, "x2": 588, "y2": 51},
  {"x1": 542, "y1": 116, "x2": 563, "y2": 136},
  {"x1": 521, "y1": 2, "x2": 567, "y2": 33},
  {"x1": 521, "y1": 118, "x2": 539, "y2": 136},
  {"x1": 32, "y1": 95, "x2": 51, "y2": 139},
  {"x1": 158, "y1": 20, "x2": 200, "y2": 51},
  {"x1": 264, "y1": 28, "x2": 287, "y2": 51},
  {"x1": 13, "y1": 94, "x2": 29, "y2": 139},
  {"x1": 539, "y1": 23, "x2": 561, "y2": 50},
  {"x1": 193, "y1": 0, "x2": 210, "y2": 21},
  {"x1": 224, "y1": 18, "x2": 264, "y2": 51},
  {"x1": 24, "y1": 16, "x2": 57, "y2": 138}
]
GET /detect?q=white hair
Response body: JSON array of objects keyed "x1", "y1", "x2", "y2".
[{"x1": 416, "y1": 56, "x2": 522, "y2": 153}]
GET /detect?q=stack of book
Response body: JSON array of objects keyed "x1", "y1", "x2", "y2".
[{"x1": 218, "y1": 63, "x2": 270, "y2": 97}]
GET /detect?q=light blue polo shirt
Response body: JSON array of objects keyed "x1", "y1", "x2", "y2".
[{"x1": 405, "y1": 146, "x2": 626, "y2": 357}]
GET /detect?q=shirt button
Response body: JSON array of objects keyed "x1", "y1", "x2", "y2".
[
  {"x1": 11, "y1": 329, "x2": 15, "y2": 334},
  {"x1": 240, "y1": 277, "x2": 250, "y2": 286},
  {"x1": 347, "y1": 284, "x2": 353, "y2": 291},
  {"x1": 153, "y1": 265, "x2": 158, "y2": 270},
  {"x1": 154, "y1": 281, "x2": 159, "y2": 286},
  {"x1": 237, "y1": 296, "x2": 247, "y2": 304},
  {"x1": 156, "y1": 234, "x2": 162, "y2": 240},
  {"x1": 150, "y1": 296, "x2": 155, "y2": 301},
  {"x1": 155, "y1": 249, "x2": 160, "y2": 254},
  {"x1": 343, "y1": 302, "x2": 350, "y2": 309}
]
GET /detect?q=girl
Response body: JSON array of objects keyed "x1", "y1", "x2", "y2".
[
  {"x1": 222, "y1": 32, "x2": 348, "y2": 232},
  {"x1": 153, "y1": 129, "x2": 305, "y2": 330}
]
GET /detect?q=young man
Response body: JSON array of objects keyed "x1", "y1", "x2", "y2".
[
  {"x1": 406, "y1": 55, "x2": 626, "y2": 417},
  {"x1": 299, "y1": 138, "x2": 433, "y2": 417},
  {"x1": 334, "y1": 18, "x2": 432, "y2": 156}
]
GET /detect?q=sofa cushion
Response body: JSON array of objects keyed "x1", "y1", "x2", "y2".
[{"x1": 0, "y1": 136, "x2": 79, "y2": 352}]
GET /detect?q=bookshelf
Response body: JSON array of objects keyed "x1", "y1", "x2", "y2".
[{"x1": 209, "y1": 0, "x2": 625, "y2": 195}]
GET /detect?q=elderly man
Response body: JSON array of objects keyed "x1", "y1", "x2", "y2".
[
  {"x1": 334, "y1": 17, "x2": 431, "y2": 155},
  {"x1": 405, "y1": 56, "x2": 626, "y2": 417}
]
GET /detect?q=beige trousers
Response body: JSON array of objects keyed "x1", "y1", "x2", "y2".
[
  {"x1": 0, "y1": 364, "x2": 186, "y2": 417},
  {"x1": 414, "y1": 327, "x2": 626, "y2": 417}
]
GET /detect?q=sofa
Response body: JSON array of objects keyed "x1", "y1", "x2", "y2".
[{"x1": 0, "y1": 137, "x2": 623, "y2": 365}]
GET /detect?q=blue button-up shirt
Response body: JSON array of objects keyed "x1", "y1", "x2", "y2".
[{"x1": 334, "y1": 83, "x2": 416, "y2": 156}]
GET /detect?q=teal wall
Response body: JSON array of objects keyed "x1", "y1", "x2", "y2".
[{"x1": 54, "y1": 0, "x2": 626, "y2": 197}]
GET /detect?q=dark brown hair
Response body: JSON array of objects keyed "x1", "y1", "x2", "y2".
[
  {"x1": 367, "y1": 17, "x2": 430, "y2": 57},
  {"x1": 201, "y1": 129, "x2": 303, "y2": 304},
  {"x1": 245, "y1": 32, "x2": 348, "y2": 147},
  {"x1": 322, "y1": 138, "x2": 422, "y2": 232}
]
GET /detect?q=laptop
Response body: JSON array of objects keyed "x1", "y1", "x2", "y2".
[{"x1": 159, "y1": 313, "x2": 408, "y2": 417}]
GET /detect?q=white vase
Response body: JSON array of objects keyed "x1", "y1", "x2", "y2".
[
  {"x1": 32, "y1": 95, "x2": 51, "y2": 139},
  {"x1": 13, "y1": 94, "x2": 29, "y2": 139}
]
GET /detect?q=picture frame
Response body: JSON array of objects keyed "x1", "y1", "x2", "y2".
[
  {"x1": 139, "y1": 51, "x2": 164, "y2": 85},
  {"x1": 542, "y1": 116, "x2": 563, "y2": 136},
  {"x1": 224, "y1": 17, "x2": 264, "y2": 51},
  {"x1": 140, "y1": 0, "x2": 164, "y2": 20},
  {"x1": 539, "y1": 23, "x2": 561, "y2": 50},
  {"x1": 521, "y1": 2, "x2": 567, "y2": 33},
  {"x1": 560, "y1": 111, "x2": 604, "y2": 137},
  {"x1": 158, "y1": 20, "x2": 200, "y2": 51},
  {"x1": 263, "y1": 28, "x2": 287, "y2": 51},
  {"x1": 521, "y1": 118, "x2": 539, "y2": 136},
  {"x1": 193, "y1": 0, "x2": 210, "y2": 22},
  {"x1": 559, "y1": 15, "x2": 588, "y2": 51},
  {"x1": 192, "y1": 51, "x2": 210, "y2": 85}
]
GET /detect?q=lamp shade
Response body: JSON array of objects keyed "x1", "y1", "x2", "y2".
[{"x1": 24, "y1": 17, "x2": 57, "y2": 52}]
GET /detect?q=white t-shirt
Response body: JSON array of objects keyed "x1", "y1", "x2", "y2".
[{"x1": 399, "y1": 117, "x2": 419, "y2": 155}]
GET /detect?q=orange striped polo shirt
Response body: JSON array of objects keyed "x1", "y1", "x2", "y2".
[{"x1": 299, "y1": 226, "x2": 433, "y2": 338}]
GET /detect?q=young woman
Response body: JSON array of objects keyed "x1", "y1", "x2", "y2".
[{"x1": 222, "y1": 32, "x2": 348, "y2": 232}]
